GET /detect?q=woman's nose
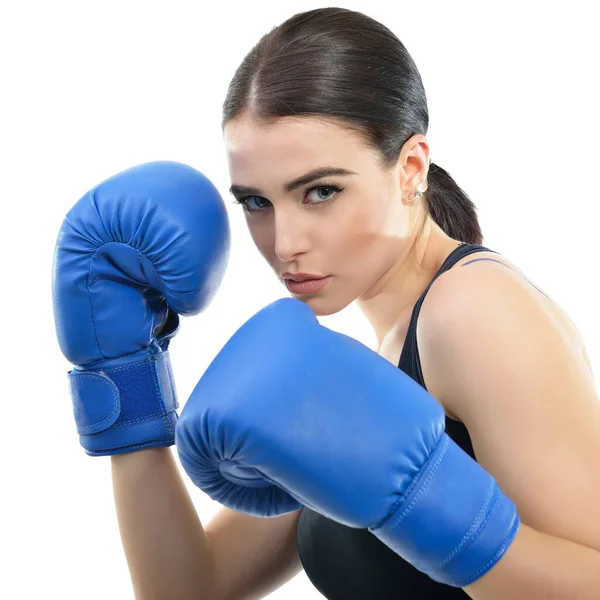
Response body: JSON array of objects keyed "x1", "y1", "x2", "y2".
[{"x1": 274, "y1": 208, "x2": 311, "y2": 263}]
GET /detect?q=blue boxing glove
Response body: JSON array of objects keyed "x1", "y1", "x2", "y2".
[
  {"x1": 52, "y1": 161, "x2": 229, "y2": 456},
  {"x1": 176, "y1": 298, "x2": 520, "y2": 587}
]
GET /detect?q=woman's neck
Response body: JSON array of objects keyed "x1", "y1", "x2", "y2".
[{"x1": 357, "y1": 218, "x2": 460, "y2": 346}]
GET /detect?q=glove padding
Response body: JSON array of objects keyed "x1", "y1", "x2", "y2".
[
  {"x1": 53, "y1": 161, "x2": 230, "y2": 456},
  {"x1": 176, "y1": 298, "x2": 519, "y2": 587}
]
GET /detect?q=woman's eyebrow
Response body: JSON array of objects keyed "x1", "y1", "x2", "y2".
[{"x1": 229, "y1": 166, "x2": 357, "y2": 197}]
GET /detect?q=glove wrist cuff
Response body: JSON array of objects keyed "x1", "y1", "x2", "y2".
[
  {"x1": 68, "y1": 350, "x2": 178, "y2": 456},
  {"x1": 372, "y1": 433, "x2": 520, "y2": 587}
]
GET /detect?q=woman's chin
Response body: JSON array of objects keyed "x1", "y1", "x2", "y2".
[{"x1": 292, "y1": 293, "x2": 350, "y2": 317}]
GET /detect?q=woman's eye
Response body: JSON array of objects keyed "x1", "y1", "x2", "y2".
[
  {"x1": 305, "y1": 185, "x2": 342, "y2": 204},
  {"x1": 234, "y1": 184, "x2": 343, "y2": 213},
  {"x1": 244, "y1": 196, "x2": 271, "y2": 212}
]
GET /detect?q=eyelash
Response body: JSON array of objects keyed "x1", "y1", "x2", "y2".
[{"x1": 233, "y1": 183, "x2": 345, "y2": 214}]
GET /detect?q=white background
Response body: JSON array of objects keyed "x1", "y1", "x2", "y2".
[{"x1": 2, "y1": 1, "x2": 599, "y2": 598}]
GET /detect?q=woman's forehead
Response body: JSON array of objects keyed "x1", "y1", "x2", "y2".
[
  {"x1": 224, "y1": 116, "x2": 371, "y2": 182},
  {"x1": 225, "y1": 115, "x2": 360, "y2": 151}
]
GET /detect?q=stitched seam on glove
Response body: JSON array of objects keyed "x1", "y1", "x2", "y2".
[
  {"x1": 100, "y1": 354, "x2": 159, "y2": 373},
  {"x1": 372, "y1": 434, "x2": 449, "y2": 531},
  {"x1": 150, "y1": 350, "x2": 175, "y2": 414},
  {"x1": 86, "y1": 250, "x2": 104, "y2": 360},
  {"x1": 109, "y1": 410, "x2": 175, "y2": 428},
  {"x1": 159, "y1": 352, "x2": 178, "y2": 422},
  {"x1": 86, "y1": 438, "x2": 174, "y2": 456},
  {"x1": 165, "y1": 351, "x2": 178, "y2": 410},
  {"x1": 430, "y1": 483, "x2": 499, "y2": 573},
  {"x1": 453, "y1": 515, "x2": 520, "y2": 588},
  {"x1": 161, "y1": 412, "x2": 175, "y2": 436}
]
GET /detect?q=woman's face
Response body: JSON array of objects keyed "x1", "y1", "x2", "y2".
[{"x1": 224, "y1": 114, "x2": 424, "y2": 316}]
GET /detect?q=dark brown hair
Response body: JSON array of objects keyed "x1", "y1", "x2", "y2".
[{"x1": 222, "y1": 7, "x2": 482, "y2": 244}]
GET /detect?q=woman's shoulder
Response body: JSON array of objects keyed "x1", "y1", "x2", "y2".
[
  {"x1": 439, "y1": 247, "x2": 584, "y2": 345},
  {"x1": 416, "y1": 246, "x2": 592, "y2": 404},
  {"x1": 452, "y1": 246, "x2": 535, "y2": 284}
]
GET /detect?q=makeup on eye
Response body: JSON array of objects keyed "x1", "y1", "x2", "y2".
[{"x1": 232, "y1": 183, "x2": 345, "y2": 213}]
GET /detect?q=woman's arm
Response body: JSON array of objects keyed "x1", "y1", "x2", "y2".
[
  {"x1": 419, "y1": 259, "x2": 600, "y2": 598},
  {"x1": 112, "y1": 447, "x2": 217, "y2": 599},
  {"x1": 466, "y1": 523, "x2": 600, "y2": 599},
  {"x1": 112, "y1": 447, "x2": 303, "y2": 600}
]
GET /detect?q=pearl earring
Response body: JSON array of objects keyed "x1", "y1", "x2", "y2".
[{"x1": 408, "y1": 181, "x2": 428, "y2": 202}]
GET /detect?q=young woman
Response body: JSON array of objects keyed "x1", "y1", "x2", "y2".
[{"x1": 111, "y1": 7, "x2": 600, "y2": 599}]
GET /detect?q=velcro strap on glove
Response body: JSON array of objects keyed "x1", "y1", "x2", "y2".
[{"x1": 68, "y1": 351, "x2": 178, "y2": 456}]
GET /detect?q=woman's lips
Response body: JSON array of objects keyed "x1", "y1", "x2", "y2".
[{"x1": 284, "y1": 276, "x2": 330, "y2": 295}]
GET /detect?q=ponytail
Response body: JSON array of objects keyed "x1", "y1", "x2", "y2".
[{"x1": 425, "y1": 162, "x2": 482, "y2": 244}]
